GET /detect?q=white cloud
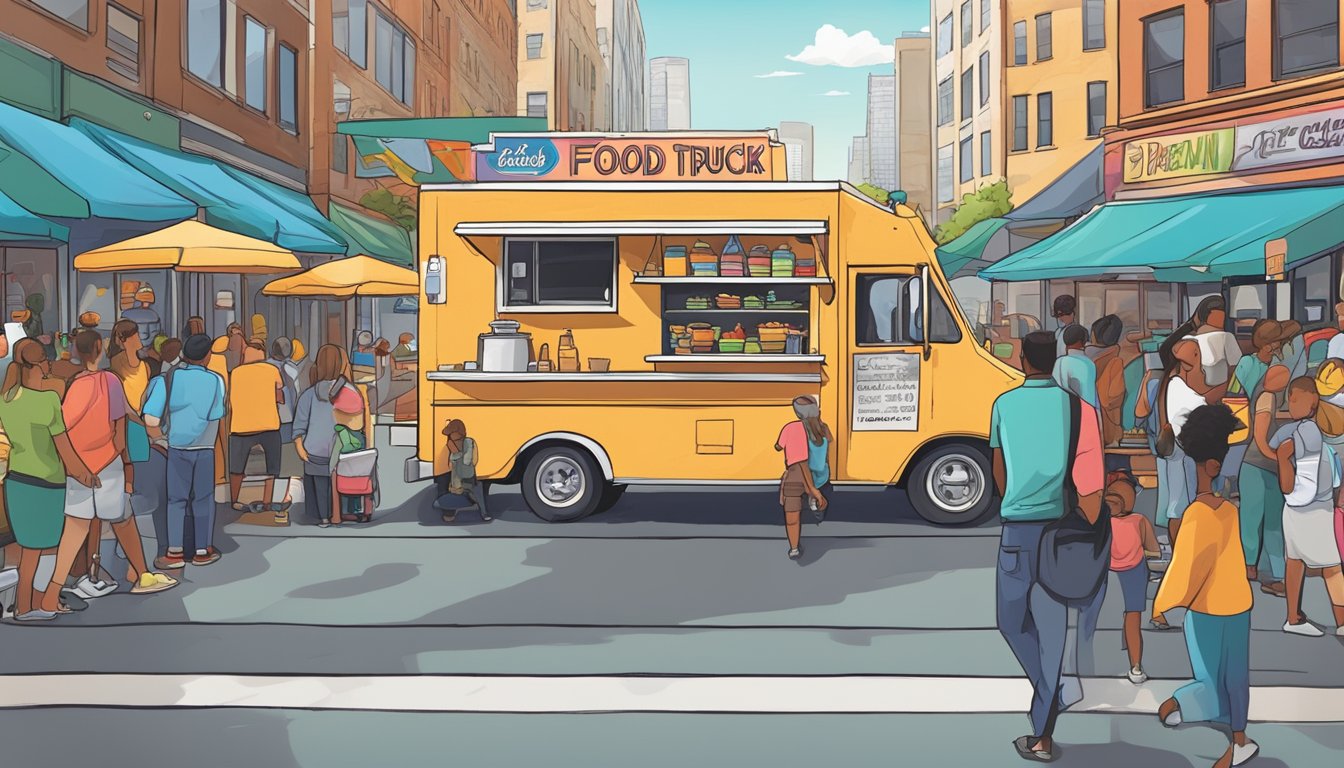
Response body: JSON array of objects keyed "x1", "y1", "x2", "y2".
[
  {"x1": 787, "y1": 24, "x2": 895, "y2": 67},
  {"x1": 821, "y1": 90, "x2": 850, "y2": 97},
  {"x1": 920, "y1": 25, "x2": 930, "y2": 33},
  {"x1": 754, "y1": 70, "x2": 804, "y2": 79}
]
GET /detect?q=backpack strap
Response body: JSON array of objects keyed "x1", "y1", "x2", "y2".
[
  {"x1": 159, "y1": 368, "x2": 177, "y2": 438},
  {"x1": 1065, "y1": 393, "x2": 1081, "y2": 496}
]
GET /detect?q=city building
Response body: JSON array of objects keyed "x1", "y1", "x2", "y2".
[
  {"x1": 517, "y1": 0, "x2": 605, "y2": 130},
  {"x1": 931, "y1": 0, "x2": 1003, "y2": 225},
  {"x1": 848, "y1": 136, "x2": 871, "y2": 185},
  {"x1": 451, "y1": 0, "x2": 521, "y2": 117},
  {"x1": 648, "y1": 56, "x2": 691, "y2": 130},
  {"x1": 597, "y1": 0, "x2": 646, "y2": 131},
  {"x1": 866, "y1": 74, "x2": 897, "y2": 190},
  {"x1": 778, "y1": 121, "x2": 814, "y2": 181},
  {"x1": 895, "y1": 32, "x2": 933, "y2": 223}
]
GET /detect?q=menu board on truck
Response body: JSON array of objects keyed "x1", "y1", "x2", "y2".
[{"x1": 852, "y1": 353, "x2": 920, "y2": 432}]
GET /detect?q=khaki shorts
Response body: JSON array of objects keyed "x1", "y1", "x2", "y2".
[
  {"x1": 65, "y1": 457, "x2": 130, "y2": 522},
  {"x1": 780, "y1": 464, "x2": 807, "y2": 513}
]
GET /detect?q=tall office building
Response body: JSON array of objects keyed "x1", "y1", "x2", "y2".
[
  {"x1": 932, "y1": 0, "x2": 1003, "y2": 226},
  {"x1": 778, "y1": 121, "x2": 814, "y2": 181},
  {"x1": 848, "y1": 136, "x2": 871, "y2": 186},
  {"x1": 597, "y1": 0, "x2": 647, "y2": 130},
  {"x1": 518, "y1": 0, "x2": 605, "y2": 130},
  {"x1": 648, "y1": 56, "x2": 691, "y2": 130},
  {"x1": 866, "y1": 74, "x2": 897, "y2": 190},
  {"x1": 894, "y1": 33, "x2": 932, "y2": 223}
]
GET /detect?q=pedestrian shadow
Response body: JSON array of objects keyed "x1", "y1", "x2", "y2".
[{"x1": 285, "y1": 563, "x2": 420, "y2": 600}]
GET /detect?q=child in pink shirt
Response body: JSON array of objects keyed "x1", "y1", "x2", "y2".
[{"x1": 1106, "y1": 474, "x2": 1161, "y2": 683}]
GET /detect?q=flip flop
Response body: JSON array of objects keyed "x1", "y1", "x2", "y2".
[
  {"x1": 230, "y1": 502, "x2": 251, "y2": 513},
  {"x1": 267, "y1": 501, "x2": 293, "y2": 513}
]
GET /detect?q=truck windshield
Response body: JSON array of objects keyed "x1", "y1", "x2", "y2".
[{"x1": 856, "y1": 275, "x2": 961, "y2": 346}]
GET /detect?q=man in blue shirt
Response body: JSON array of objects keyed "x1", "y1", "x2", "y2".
[
  {"x1": 143, "y1": 334, "x2": 227, "y2": 568},
  {"x1": 990, "y1": 331, "x2": 1104, "y2": 763},
  {"x1": 1053, "y1": 324, "x2": 1099, "y2": 409}
]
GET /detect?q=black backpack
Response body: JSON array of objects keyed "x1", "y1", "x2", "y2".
[{"x1": 1037, "y1": 395, "x2": 1112, "y2": 603}]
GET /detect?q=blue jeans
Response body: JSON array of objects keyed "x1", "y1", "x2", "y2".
[
  {"x1": 167, "y1": 448, "x2": 216, "y2": 552},
  {"x1": 1239, "y1": 463, "x2": 1286, "y2": 581},
  {"x1": 1175, "y1": 610, "x2": 1251, "y2": 732},
  {"x1": 132, "y1": 448, "x2": 171, "y2": 558},
  {"x1": 1157, "y1": 445, "x2": 1198, "y2": 528},
  {"x1": 997, "y1": 521, "x2": 1069, "y2": 740}
]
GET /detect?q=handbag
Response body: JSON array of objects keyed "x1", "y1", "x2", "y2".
[
  {"x1": 1154, "y1": 371, "x2": 1177, "y2": 458},
  {"x1": 1038, "y1": 394, "x2": 1113, "y2": 603}
]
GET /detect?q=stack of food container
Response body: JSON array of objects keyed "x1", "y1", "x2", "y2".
[
  {"x1": 794, "y1": 250, "x2": 817, "y2": 277},
  {"x1": 690, "y1": 241, "x2": 719, "y2": 277},
  {"x1": 747, "y1": 245, "x2": 772, "y2": 277},
  {"x1": 689, "y1": 323, "x2": 716, "y2": 353},
  {"x1": 720, "y1": 235, "x2": 746, "y2": 277},
  {"x1": 715, "y1": 293, "x2": 742, "y2": 309},
  {"x1": 663, "y1": 245, "x2": 688, "y2": 277},
  {"x1": 758, "y1": 322, "x2": 790, "y2": 354},
  {"x1": 771, "y1": 244, "x2": 795, "y2": 277}
]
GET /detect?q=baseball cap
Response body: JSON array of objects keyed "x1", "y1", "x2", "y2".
[{"x1": 182, "y1": 334, "x2": 213, "y2": 362}]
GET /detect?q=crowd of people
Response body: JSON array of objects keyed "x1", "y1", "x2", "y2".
[
  {"x1": 0, "y1": 314, "x2": 374, "y2": 622},
  {"x1": 991, "y1": 288, "x2": 1344, "y2": 765}
]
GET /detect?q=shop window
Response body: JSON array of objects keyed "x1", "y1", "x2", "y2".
[
  {"x1": 334, "y1": 0, "x2": 368, "y2": 68},
  {"x1": 1083, "y1": 0, "x2": 1106, "y2": 50},
  {"x1": 855, "y1": 274, "x2": 960, "y2": 346},
  {"x1": 526, "y1": 33, "x2": 544, "y2": 60},
  {"x1": 1274, "y1": 0, "x2": 1339, "y2": 80},
  {"x1": 937, "y1": 13, "x2": 953, "y2": 57},
  {"x1": 374, "y1": 9, "x2": 415, "y2": 106},
  {"x1": 1229, "y1": 283, "x2": 1269, "y2": 337},
  {"x1": 1012, "y1": 95, "x2": 1028, "y2": 151},
  {"x1": 244, "y1": 18, "x2": 268, "y2": 114},
  {"x1": 1036, "y1": 13, "x2": 1053, "y2": 60},
  {"x1": 980, "y1": 0, "x2": 990, "y2": 34},
  {"x1": 1210, "y1": 0, "x2": 1247, "y2": 90},
  {"x1": 526, "y1": 91, "x2": 548, "y2": 119},
  {"x1": 1013, "y1": 21, "x2": 1027, "y2": 66},
  {"x1": 937, "y1": 145, "x2": 954, "y2": 203},
  {"x1": 106, "y1": 4, "x2": 140, "y2": 80},
  {"x1": 1143, "y1": 283, "x2": 1177, "y2": 334},
  {"x1": 959, "y1": 135, "x2": 973, "y2": 183},
  {"x1": 980, "y1": 131, "x2": 992, "y2": 176},
  {"x1": 979, "y1": 51, "x2": 990, "y2": 106},
  {"x1": 2, "y1": 248, "x2": 61, "y2": 344},
  {"x1": 1144, "y1": 10, "x2": 1185, "y2": 108},
  {"x1": 1087, "y1": 81, "x2": 1107, "y2": 137},
  {"x1": 279, "y1": 44, "x2": 298, "y2": 133},
  {"x1": 31, "y1": 0, "x2": 88, "y2": 30},
  {"x1": 186, "y1": 0, "x2": 225, "y2": 87},
  {"x1": 502, "y1": 239, "x2": 616, "y2": 312},
  {"x1": 961, "y1": 0, "x2": 972, "y2": 47},
  {"x1": 1036, "y1": 93, "x2": 1053, "y2": 147},
  {"x1": 937, "y1": 76, "x2": 953, "y2": 126},
  {"x1": 960, "y1": 67, "x2": 973, "y2": 122},
  {"x1": 1293, "y1": 256, "x2": 1332, "y2": 326},
  {"x1": 1079, "y1": 283, "x2": 1141, "y2": 340}
]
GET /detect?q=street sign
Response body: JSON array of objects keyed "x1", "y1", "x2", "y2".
[{"x1": 1265, "y1": 238, "x2": 1287, "y2": 282}]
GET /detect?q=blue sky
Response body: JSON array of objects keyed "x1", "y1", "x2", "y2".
[{"x1": 640, "y1": 0, "x2": 930, "y2": 181}]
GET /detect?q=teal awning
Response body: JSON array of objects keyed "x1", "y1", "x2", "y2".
[
  {"x1": 336, "y1": 117, "x2": 548, "y2": 183},
  {"x1": 0, "y1": 101, "x2": 195, "y2": 222},
  {"x1": 981, "y1": 185, "x2": 1344, "y2": 283},
  {"x1": 330, "y1": 202, "x2": 413, "y2": 267},
  {"x1": 336, "y1": 117, "x2": 547, "y2": 144},
  {"x1": 935, "y1": 217, "x2": 1010, "y2": 279},
  {"x1": 74, "y1": 119, "x2": 346, "y2": 254},
  {"x1": 0, "y1": 187, "x2": 67, "y2": 242}
]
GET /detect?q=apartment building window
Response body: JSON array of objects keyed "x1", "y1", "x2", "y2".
[
  {"x1": 333, "y1": 79, "x2": 351, "y2": 173},
  {"x1": 527, "y1": 0, "x2": 547, "y2": 8},
  {"x1": 186, "y1": 0, "x2": 225, "y2": 87},
  {"x1": 1274, "y1": 0, "x2": 1339, "y2": 79},
  {"x1": 244, "y1": 18, "x2": 268, "y2": 113},
  {"x1": 1083, "y1": 0, "x2": 1106, "y2": 50},
  {"x1": 980, "y1": 131, "x2": 992, "y2": 176},
  {"x1": 1144, "y1": 10, "x2": 1185, "y2": 107},
  {"x1": 1013, "y1": 21, "x2": 1027, "y2": 66},
  {"x1": 980, "y1": 0, "x2": 990, "y2": 33},
  {"x1": 1086, "y1": 81, "x2": 1106, "y2": 137},
  {"x1": 334, "y1": 0, "x2": 368, "y2": 69},
  {"x1": 979, "y1": 51, "x2": 990, "y2": 106},
  {"x1": 31, "y1": 0, "x2": 88, "y2": 30},
  {"x1": 526, "y1": 33, "x2": 543, "y2": 59},
  {"x1": 278, "y1": 44, "x2": 297, "y2": 133},
  {"x1": 1036, "y1": 93, "x2": 1053, "y2": 147},
  {"x1": 374, "y1": 10, "x2": 415, "y2": 106},
  {"x1": 937, "y1": 145, "x2": 955, "y2": 203},
  {"x1": 961, "y1": 0, "x2": 972, "y2": 47},
  {"x1": 937, "y1": 14, "x2": 953, "y2": 57},
  {"x1": 960, "y1": 68, "x2": 974, "y2": 121},
  {"x1": 1210, "y1": 0, "x2": 1246, "y2": 90},
  {"x1": 1012, "y1": 95, "x2": 1028, "y2": 151},
  {"x1": 937, "y1": 76, "x2": 953, "y2": 126},
  {"x1": 959, "y1": 135, "x2": 973, "y2": 183},
  {"x1": 1036, "y1": 13, "x2": 1053, "y2": 60},
  {"x1": 106, "y1": 4, "x2": 140, "y2": 79},
  {"x1": 527, "y1": 91, "x2": 548, "y2": 119}
]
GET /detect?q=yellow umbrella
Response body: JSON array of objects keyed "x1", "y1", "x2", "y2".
[
  {"x1": 74, "y1": 220, "x2": 302, "y2": 274},
  {"x1": 261, "y1": 254, "x2": 418, "y2": 298}
]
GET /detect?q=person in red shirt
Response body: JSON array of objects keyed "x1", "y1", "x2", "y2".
[{"x1": 775, "y1": 395, "x2": 828, "y2": 560}]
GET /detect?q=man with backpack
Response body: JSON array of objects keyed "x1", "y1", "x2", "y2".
[{"x1": 990, "y1": 331, "x2": 1105, "y2": 763}]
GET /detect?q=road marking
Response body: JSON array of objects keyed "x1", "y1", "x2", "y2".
[{"x1": 0, "y1": 675, "x2": 1340, "y2": 722}]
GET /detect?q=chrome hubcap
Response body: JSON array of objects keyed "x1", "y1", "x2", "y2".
[
  {"x1": 926, "y1": 454, "x2": 984, "y2": 514},
  {"x1": 537, "y1": 456, "x2": 585, "y2": 508}
]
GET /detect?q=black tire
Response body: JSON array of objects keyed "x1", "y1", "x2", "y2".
[
  {"x1": 520, "y1": 446, "x2": 603, "y2": 522},
  {"x1": 906, "y1": 443, "x2": 994, "y2": 525},
  {"x1": 596, "y1": 484, "x2": 627, "y2": 514}
]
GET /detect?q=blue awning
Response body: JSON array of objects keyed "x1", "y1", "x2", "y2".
[
  {"x1": 0, "y1": 187, "x2": 68, "y2": 242},
  {"x1": 1004, "y1": 144, "x2": 1104, "y2": 223},
  {"x1": 0, "y1": 101, "x2": 196, "y2": 222},
  {"x1": 935, "y1": 217, "x2": 1011, "y2": 279},
  {"x1": 74, "y1": 119, "x2": 347, "y2": 254},
  {"x1": 981, "y1": 184, "x2": 1344, "y2": 283}
]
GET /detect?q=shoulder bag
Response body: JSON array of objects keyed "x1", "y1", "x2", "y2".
[{"x1": 1038, "y1": 394, "x2": 1113, "y2": 603}]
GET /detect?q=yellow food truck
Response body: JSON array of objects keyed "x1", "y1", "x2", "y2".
[{"x1": 408, "y1": 132, "x2": 1021, "y2": 524}]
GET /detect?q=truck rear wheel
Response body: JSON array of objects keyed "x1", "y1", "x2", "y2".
[
  {"x1": 521, "y1": 446, "x2": 603, "y2": 522},
  {"x1": 906, "y1": 444, "x2": 993, "y2": 525}
]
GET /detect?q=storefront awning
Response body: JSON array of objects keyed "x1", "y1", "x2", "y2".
[
  {"x1": 454, "y1": 220, "x2": 830, "y2": 237},
  {"x1": 74, "y1": 120, "x2": 347, "y2": 254},
  {"x1": 329, "y1": 202, "x2": 414, "y2": 267},
  {"x1": 1004, "y1": 144, "x2": 1104, "y2": 223},
  {"x1": 0, "y1": 102, "x2": 196, "y2": 222},
  {"x1": 934, "y1": 217, "x2": 1010, "y2": 279},
  {"x1": 0, "y1": 187, "x2": 68, "y2": 242},
  {"x1": 981, "y1": 184, "x2": 1344, "y2": 283},
  {"x1": 337, "y1": 117, "x2": 547, "y2": 183},
  {"x1": 74, "y1": 220, "x2": 301, "y2": 274},
  {"x1": 261, "y1": 254, "x2": 418, "y2": 298}
]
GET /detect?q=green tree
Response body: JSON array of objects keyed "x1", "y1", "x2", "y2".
[
  {"x1": 934, "y1": 180, "x2": 1014, "y2": 244},
  {"x1": 359, "y1": 188, "x2": 417, "y2": 231},
  {"x1": 854, "y1": 183, "x2": 890, "y2": 206}
]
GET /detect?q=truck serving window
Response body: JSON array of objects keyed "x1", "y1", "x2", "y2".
[
  {"x1": 503, "y1": 238, "x2": 617, "y2": 311},
  {"x1": 856, "y1": 275, "x2": 961, "y2": 346}
]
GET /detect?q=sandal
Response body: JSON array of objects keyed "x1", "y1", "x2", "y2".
[
  {"x1": 268, "y1": 501, "x2": 293, "y2": 513},
  {"x1": 230, "y1": 502, "x2": 251, "y2": 513}
]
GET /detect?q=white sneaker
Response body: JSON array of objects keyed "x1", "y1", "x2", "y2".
[
  {"x1": 1283, "y1": 620, "x2": 1325, "y2": 637},
  {"x1": 63, "y1": 576, "x2": 116, "y2": 600},
  {"x1": 1336, "y1": 626, "x2": 1344, "y2": 638},
  {"x1": 1127, "y1": 666, "x2": 1149, "y2": 684},
  {"x1": 1232, "y1": 740, "x2": 1259, "y2": 766}
]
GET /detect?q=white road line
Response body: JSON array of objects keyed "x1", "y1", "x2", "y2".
[{"x1": 0, "y1": 675, "x2": 1341, "y2": 722}]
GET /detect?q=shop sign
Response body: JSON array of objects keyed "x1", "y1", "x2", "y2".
[
  {"x1": 1265, "y1": 238, "x2": 1287, "y2": 282},
  {"x1": 852, "y1": 353, "x2": 920, "y2": 432},
  {"x1": 475, "y1": 135, "x2": 776, "y2": 182},
  {"x1": 1233, "y1": 107, "x2": 1344, "y2": 171},
  {"x1": 1123, "y1": 128, "x2": 1235, "y2": 183}
]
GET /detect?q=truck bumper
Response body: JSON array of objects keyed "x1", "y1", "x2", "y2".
[{"x1": 404, "y1": 458, "x2": 434, "y2": 483}]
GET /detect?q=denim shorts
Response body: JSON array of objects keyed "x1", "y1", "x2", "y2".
[{"x1": 1114, "y1": 562, "x2": 1150, "y2": 613}]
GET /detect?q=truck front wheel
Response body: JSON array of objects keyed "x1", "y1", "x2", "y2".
[
  {"x1": 906, "y1": 444, "x2": 994, "y2": 525},
  {"x1": 521, "y1": 446, "x2": 603, "y2": 522}
]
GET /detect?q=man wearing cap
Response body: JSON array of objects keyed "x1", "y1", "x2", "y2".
[
  {"x1": 142, "y1": 334, "x2": 228, "y2": 568},
  {"x1": 1052, "y1": 295, "x2": 1082, "y2": 358}
]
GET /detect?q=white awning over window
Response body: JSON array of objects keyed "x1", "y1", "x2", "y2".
[{"x1": 454, "y1": 220, "x2": 829, "y2": 237}]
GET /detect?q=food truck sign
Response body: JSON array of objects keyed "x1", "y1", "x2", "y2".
[
  {"x1": 476, "y1": 135, "x2": 777, "y2": 182},
  {"x1": 852, "y1": 353, "x2": 920, "y2": 432}
]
